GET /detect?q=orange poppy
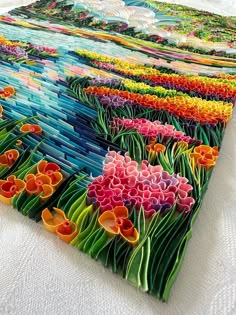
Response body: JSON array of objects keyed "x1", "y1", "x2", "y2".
[
  {"x1": 0, "y1": 175, "x2": 25, "y2": 205},
  {"x1": 146, "y1": 143, "x2": 166, "y2": 153},
  {"x1": 42, "y1": 207, "x2": 78, "y2": 243},
  {"x1": 98, "y1": 206, "x2": 139, "y2": 246},
  {"x1": 0, "y1": 149, "x2": 19, "y2": 168},
  {"x1": 0, "y1": 86, "x2": 15, "y2": 98},
  {"x1": 37, "y1": 160, "x2": 63, "y2": 188},
  {"x1": 190, "y1": 145, "x2": 219, "y2": 170},
  {"x1": 20, "y1": 124, "x2": 42, "y2": 135},
  {"x1": 25, "y1": 173, "x2": 53, "y2": 201}
]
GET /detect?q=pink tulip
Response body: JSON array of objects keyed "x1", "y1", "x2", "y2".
[
  {"x1": 144, "y1": 208, "x2": 156, "y2": 218},
  {"x1": 111, "y1": 118, "x2": 197, "y2": 144},
  {"x1": 167, "y1": 185, "x2": 178, "y2": 194},
  {"x1": 178, "y1": 183, "x2": 193, "y2": 198},
  {"x1": 177, "y1": 197, "x2": 195, "y2": 213},
  {"x1": 103, "y1": 164, "x2": 115, "y2": 176},
  {"x1": 126, "y1": 165, "x2": 139, "y2": 177},
  {"x1": 126, "y1": 175, "x2": 137, "y2": 187},
  {"x1": 124, "y1": 160, "x2": 138, "y2": 169}
]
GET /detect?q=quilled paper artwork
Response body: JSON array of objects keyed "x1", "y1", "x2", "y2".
[{"x1": 0, "y1": 0, "x2": 235, "y2": 301}]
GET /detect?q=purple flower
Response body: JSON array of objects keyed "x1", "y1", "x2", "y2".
[
  {"x1": 0, "y1": 44, "x2": 28, "y2": 59},
  {"x1": 97, "y1": 94, "x2": 135, "y2": 108},
  {"x1": 88, "y1": 78, "x2": 121, "y2": 87}
]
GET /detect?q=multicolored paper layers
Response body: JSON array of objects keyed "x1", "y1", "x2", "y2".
[{"x1": 0, "y1": 0, "x2": 235, "y2": 302}]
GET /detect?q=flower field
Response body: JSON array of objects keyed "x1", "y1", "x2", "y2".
[{"x1": 0, "y1": 0, "x2": 235, "y2": 302}]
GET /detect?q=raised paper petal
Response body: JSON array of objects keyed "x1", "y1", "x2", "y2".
[
  {"x1": 197, "y1": 157, "x2": 216, "y2": 170},
  {"x1": 178, "y1": 183, "x2": 193, "y2": 198},
  {"x1": 42, "y1": 207, "x2": 67, "y2": 233},
  {"x1": 41, "y1": 184, "x2": 54, "y2": 201},
  {"x1": 26, "y1": 174, "x2": 53, "y2": 200},
  {"x1": 56, "y1": 220, "x2": 78, "y2": 244},
  {"x1": 98, "y1": 211, "x2": 119, "y2": 236},
  {"x1": 0, "y1": 149, "x2": 19, "y2": 168},
  {"x1": 0, "y1": 86, "x2": 15, "y2": 98},
  {"x1": 20, "y1": 124, "x2": 42, "y2": 135},
  {"x1": 212, "y1": 147, "x2": 219, "y2": 157},
  {"x1": 100, "y1": 203, "x2": 113, "y2": 212},
  {"x1": 26, "y1": 174, "x2": 51, "y2": 194},
  {"x1": 38, "y1": 160, "x2": 60, "y2": 174},
  {"x1": 116, "y1": 218, "x2": 133, "y2": 236},
  {"x1": 154, "y1": 143, "x2": 166, "y2": 153},
  {"x1": 1, "y1": 181, "x2": 19, "y2": 198},
  {"x1": 120, "y1": 226, "x2": 139, "y2": 246},
  {"x1": 194, "y1": 145, "x2": 212, "y2": 155},
  {"x1": 1, "y1": 175, "x2": 25, "y2": 198},
  {"x1": 177, "y1": 197, "x2": 195, "y2": 213},
  {"x1": 36, "y1": 171, "x2": 63, "y2": 188},
  {"x1": 103, "y1": 163, "x2": 115, "y2": 176},
  {"x1": 113, "y1": 206, "x2": 129, "y2": 219}
]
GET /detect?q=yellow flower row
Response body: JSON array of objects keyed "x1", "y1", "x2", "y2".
[
  {"x1": 122, "y1": 79, "x2": 179, "y2": 97},
  {"x1": 76, "y1": 49, "x2": 160, "y2": 75},
  {"x1": 0, "y1": 35, "x2": 26, "y2": 48},
  {"x1": 76, "y1": 49, "x2": 236, "y2": 89}
]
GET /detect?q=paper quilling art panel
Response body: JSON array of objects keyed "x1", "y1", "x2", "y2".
[{"x1": 0, "y1": 0, "x2": 235, "y2": 301}]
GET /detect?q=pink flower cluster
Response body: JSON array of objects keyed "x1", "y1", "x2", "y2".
[
  {"x1": 111, "y1": 118, "x2": 199, "y2": 144},
  {"x1": 92, "y1": 61, "x2": 116, "y2": 70},
  {"x1": 29, "y1": 44, "x2": 57, "y2": 54},
  {"x1": 87, "y1": 151, "x2": 195, "y2": 217}
]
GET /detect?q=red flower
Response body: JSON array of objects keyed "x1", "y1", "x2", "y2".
[
  {"x1": 98, "y1": 206, "x2": 139, "y2": 245},
  {"x1": 42, "y1": 208, "x2": 78, "y2": 243},
  {"x1": 48, "y1": 2, "x2": 57, "y2": 10},
  {"x1": 0, "y1": 175, "x2": 26, "y2": 204}
]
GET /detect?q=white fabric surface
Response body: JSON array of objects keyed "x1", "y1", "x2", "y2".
[{"x1": 0, "y1": 1, "x2": 236, "y2": 314}]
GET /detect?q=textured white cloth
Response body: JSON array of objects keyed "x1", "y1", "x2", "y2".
[{"x1": 0, "y1": 1, "x2": 236, "y2": 314}]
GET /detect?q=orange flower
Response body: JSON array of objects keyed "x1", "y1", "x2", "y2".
[
  {"x1": 20, "y1": 124, "x2": 42, "y2": 135},
  {"x1": 176, "y1": 141, "x2": 189, "y2": 149},
  {"x1": 194, "y1": 145, "x2": 219, "y2": 157},
  {"x1": 25, "y1": 174, "x2": 54, "y2": 201},
  {"x1": 190, "y1": 145, "x2": 219, "y2": 170},
  {"x1": 146, "y1": 143, "x2": 166, "y2": 153},
  {"x1": 0, "y1": 175, "x2": 26, "y2": 205},
  {"x1": 42, "y1": 208, "x2": 78, "y2": 243},
  {"x1": 0, "y1": 86, "x2": 15, "y2": 98},
  {"x1": 98, "y1": 206, "x2": 139, "y2": 245},
  {"x1": 140, "y1": 73, "x2": 236, "y2": 103},
  {"x1": 84, "y1": 86, "x2": 233, "y2": 124},
  {"x1": 37, "y1": 160, "x2": 63, "y2": 188},
  {"x1": 0, "y1": 105, "x2": 3, "y2": 118},
  {"x1": 0, "y1": 149, "x2": 19, "y2": 168}
]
